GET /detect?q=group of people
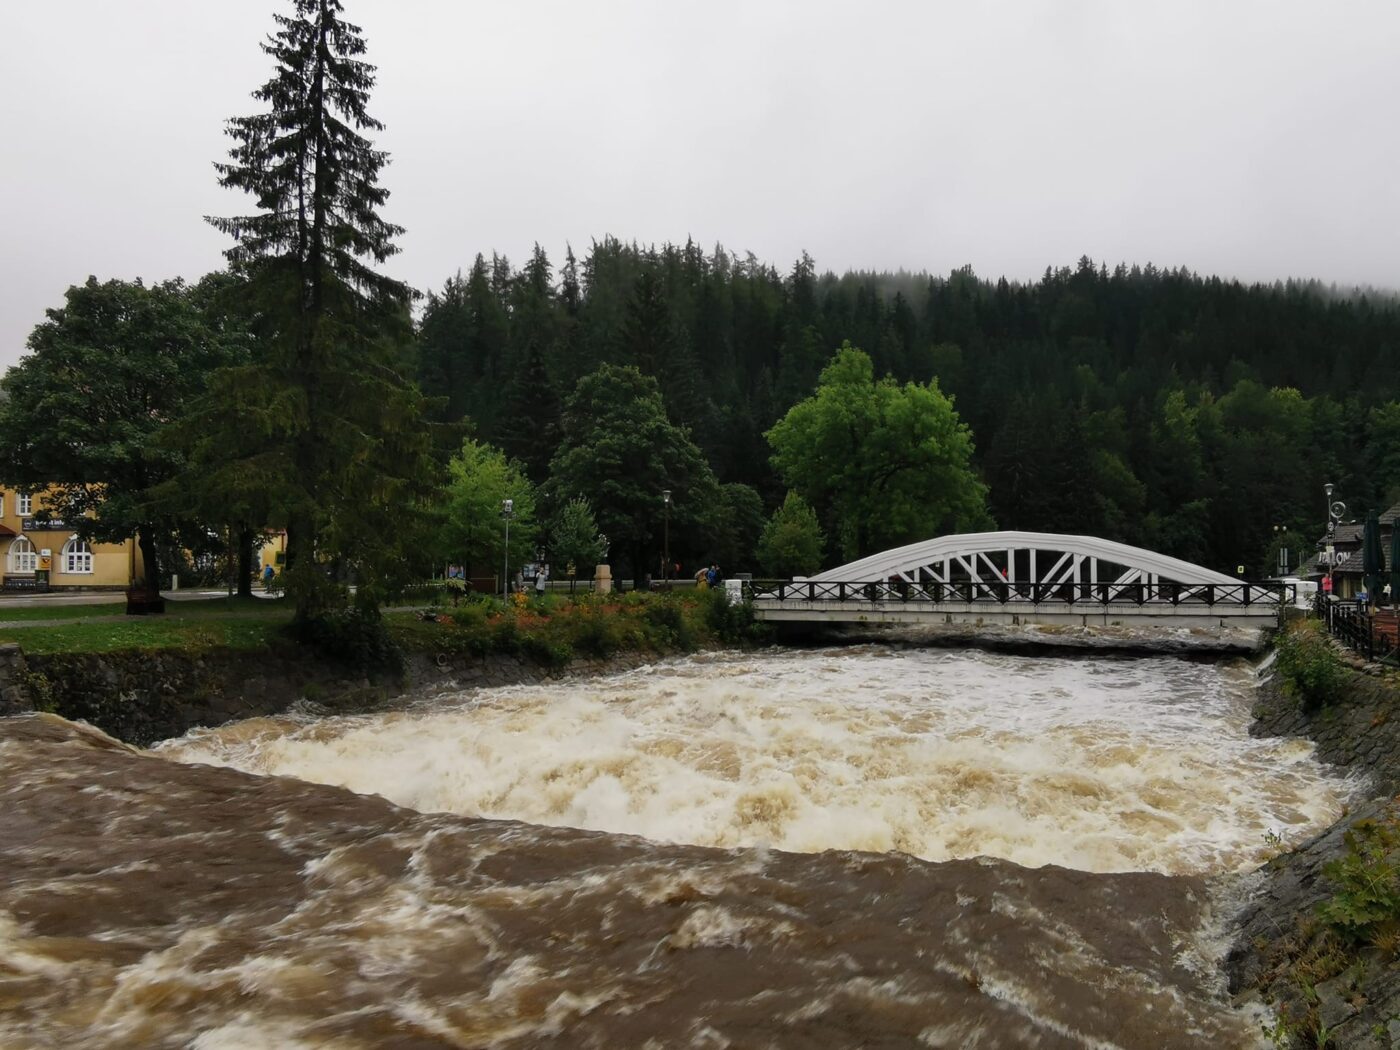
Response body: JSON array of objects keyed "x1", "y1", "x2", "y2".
[
  {"x1": 694, "y1": 563, "x2": 722, "y2": 588},
  {"x1": 509, "y1": 564, "x2": 550, "y2": 595}
]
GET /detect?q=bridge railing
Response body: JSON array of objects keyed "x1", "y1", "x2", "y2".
[{"x1": 744, "y1": 579, "x2": 1291, "y2": 608}]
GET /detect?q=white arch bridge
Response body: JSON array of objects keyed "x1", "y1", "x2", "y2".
[{"x1": 741, "y1": 531, "x2": 1292, "y2": 628}]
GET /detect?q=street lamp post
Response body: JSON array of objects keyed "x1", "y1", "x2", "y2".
[
  {"x1": 662, "y1": 489, "x2": 671, "y2": 592},
  {"x1": 1325, "y1": 485, "x2": 1346, "y2": 555},
  {"x1": 500, "y1": 498, "x2": 514, "y2": 601},
  {"x1": 1323, "y1": 483, "x2": 1345, "y2": 599}
]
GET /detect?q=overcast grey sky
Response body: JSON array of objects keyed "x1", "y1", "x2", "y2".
[{"x1": 2, "y1": 1, "x2": 1398, "y2": 370}]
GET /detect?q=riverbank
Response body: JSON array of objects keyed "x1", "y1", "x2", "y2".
[
  {"x1": 0, "y1": 590, "x2": 762, "y2": 746},
  {"x1": 1229, "y1": 622, "x2": 1400, "y2": 1049}
]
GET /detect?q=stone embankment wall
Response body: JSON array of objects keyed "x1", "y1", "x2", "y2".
[
  {"x1": 0, "y1": 644, "x2": 32, "y2": 716},
  {"x1": 0, "y1": 644, "x2": 664, "y2": 748},
  {"x1": 1252, "y1": 650, "x2": 1400, "y2": 794},
  {"x1": 1230, "y1": 649, "x2": 1400, "y2": 1049}
]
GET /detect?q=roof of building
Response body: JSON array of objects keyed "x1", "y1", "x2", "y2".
[
  {"x1": 1333, "y1": 548, "x2": 1397, "y2": 574},
  {"x1": 1316, "y1": 504, "x2": 1400, "y2": 550},
  {"x1": 1327, "y1": 523, "x2": 1365, "y2": 545}
]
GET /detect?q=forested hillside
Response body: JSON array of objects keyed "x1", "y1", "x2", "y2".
[{"x1": 417, "y1": 240, "x2": 1400, "y2": 576}]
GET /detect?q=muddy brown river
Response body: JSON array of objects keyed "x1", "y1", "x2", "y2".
[{"x1": 0, "y1": 647, "x2": 1355, "y2": 1048}]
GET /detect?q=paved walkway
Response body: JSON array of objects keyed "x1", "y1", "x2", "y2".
[{"x1": 0, "y1": 589, "x2": 279, "y2": 610}]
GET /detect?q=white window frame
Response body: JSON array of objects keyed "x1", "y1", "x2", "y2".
[
  {"x1": 16, "y1": 493, "x2": 32, "y2": 516},
  {"x1": 8, "y1": 536, "x2": 35, "y2": 574},
  {"x1": 61, "y1": 537, "x2": 93, "y2": 575}
]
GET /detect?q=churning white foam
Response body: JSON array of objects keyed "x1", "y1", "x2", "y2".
[{"x1": 159, "y1": 648, "x2": 1353, "y2": 874}]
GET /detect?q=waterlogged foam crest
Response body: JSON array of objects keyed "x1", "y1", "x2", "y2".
[{"x1": 160, "y1": 647, "x2": 1353, "y2": 874}]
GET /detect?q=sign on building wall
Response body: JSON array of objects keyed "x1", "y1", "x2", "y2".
[{"x1": 22, "y1": 519, "x2": 67, "y2": 532}]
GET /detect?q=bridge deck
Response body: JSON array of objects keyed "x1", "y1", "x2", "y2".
[{"x1": 744, "y1": 580, "x2": 1288, "y2": 629}]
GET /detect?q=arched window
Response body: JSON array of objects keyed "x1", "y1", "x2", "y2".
[
  {"x1": 8, "y1": 536, "x2": 35, "y2": 574},
  {"x1": 61, "y1": 537, "x2": 93, "y2": 575}
]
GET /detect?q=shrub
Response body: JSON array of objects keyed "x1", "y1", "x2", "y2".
[
  {"x1": 1318, "y1": 810, "x2": 1400, "y2": 951},
  {"x1": 518, "y1": 634, "x2": 574, "y2": 668},
  {"x1": 700, "y1": 585, "x2": 770, "y2": 645},
  {"x1": 1275, "y1": 621, "x2": 1347, "y2": 711},
  {"x1": 643, "y1": 597, "x2": 693, "y2": 650},
  {"x1": 568, "y1": 605, "x2": 623, "y2": 658}
]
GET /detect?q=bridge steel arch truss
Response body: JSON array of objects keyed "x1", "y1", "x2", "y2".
[{"x1": 747, "y1": 531, "x2": 1289, "y2": 628}]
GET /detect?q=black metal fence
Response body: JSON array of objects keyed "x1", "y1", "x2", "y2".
[
  {"x1": 744, "y1": 579, "x2": 1290, "y2": 608},
  {"x1": 1314, "y1": 594, "x2": 1397, "y2": 662}
]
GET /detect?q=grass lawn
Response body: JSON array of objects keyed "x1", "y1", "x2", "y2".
[
  {"x1": 0, "y1": 590, "x2": 759, "y2": 658},
  {"x1": 0, "y1": 595, "x2": 295, "y2": 654},
  {"x1": 0, "y1": 602, "x2": 124, "y2": 622}
]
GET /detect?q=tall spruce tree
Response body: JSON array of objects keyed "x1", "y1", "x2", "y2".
[{"x1": 204, "y1": 0, "x2": 440, "y2": 620}]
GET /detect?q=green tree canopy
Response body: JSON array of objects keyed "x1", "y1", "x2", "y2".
[
  {"x1": 437, "y1": 439, "x2": 536, "y2": 585},
  {"x1": 547, "y1": 364, "x2": 718, "y2": 585},
  {"x1": 757, "y1": 491, "x2": 825, "y2": 578},
  {"x1": 547, "y1": 497, "x2": 605, "y2": 585},
  {"x1": 0, "y1": 276, "x2": 241, "y2": 588},
  {"x1": 766, "y1": 343, "x2": 990, "y2": 561},
  {"x1": 702, "y1": 483, "x2": 766, "y2": 574}
]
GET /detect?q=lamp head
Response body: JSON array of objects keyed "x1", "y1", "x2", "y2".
[
  {"x1": 663, "y1": 489, "x2": 672, "y2": 505},
  {"x1": 502, "y1": 498, "x2": 513, "y2": 515},
  {"x1": 1325, "y1": 482, "x2": 1335, "y2": 499}
]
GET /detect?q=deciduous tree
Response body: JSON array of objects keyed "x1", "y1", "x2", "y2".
[
  {"x1": 547, "y1": 497, "x2": 605, "y2": 589},
  {"x1": 547, "y1": 364, "x2": 718, "y2": 587},
  {"x1": 767, "y1": 344, "x2": 990, "y2": 561},
  {"x1": 704, "y1": 483, "x2": 766, "y2": 574},
  {"x1": 757, "y1": 491, "x2": 825, "y2": 578},
  {"x1": 436, "y1": 439, "x2": 536, "y2": 586},
  {"x1": 0, "y1": 277, "x2": 239, "y2": 590}
]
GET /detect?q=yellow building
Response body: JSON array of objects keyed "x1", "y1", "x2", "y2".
[
  {"x1": 259, "y1": 530, "x2": 287, "y2": 574},
  {"x1": 0, "y1": 488, "x2": 142, "y2": 592}
]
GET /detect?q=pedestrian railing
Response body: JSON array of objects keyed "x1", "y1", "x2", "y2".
[
  {"x1": 1314, "y1": 594, "x2": 1400, "y2": 662},
  {"x1": 745, "y1": 579, "x2": 1291, "y2": 608}
]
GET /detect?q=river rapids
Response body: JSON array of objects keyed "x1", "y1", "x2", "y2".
[{"x1": 0, "y1": 646, "x2": 1356, "y2": 1048}]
